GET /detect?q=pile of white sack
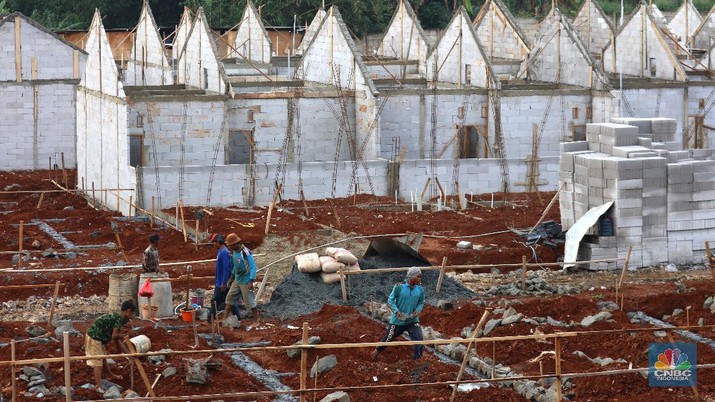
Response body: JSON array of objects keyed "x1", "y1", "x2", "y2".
[{"x1": 294, "y1": 247, "x2": 361, "y2": 284}]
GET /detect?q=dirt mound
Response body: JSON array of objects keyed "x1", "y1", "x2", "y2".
[{"x1": 262, "y1": 255, "x2": 475, "y2": 320}]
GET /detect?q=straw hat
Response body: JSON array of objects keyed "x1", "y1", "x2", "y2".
[{"x1": 226, "y1": 233, "x2": 241, "y2": 246}]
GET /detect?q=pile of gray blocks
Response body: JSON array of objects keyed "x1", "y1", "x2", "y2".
[{"x1": 559, "y1": 117, "x2": 715, "y2": 270}]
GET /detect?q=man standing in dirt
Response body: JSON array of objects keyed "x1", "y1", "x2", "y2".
[
  {"x1": 223, "y1": 233, "x2": 259, "y2": 323},
  {"x1": 85, "y1": 300, "x2": 136, "y2": 393},
  {"x1": 142, "y1": 234, "x2": 160, "y2": 273},
  {"x1": 372, "y1": 267, "x2": 425, "y2": 360},
  {"x1": 208, "y1": 234, "x2": 237, "y2": 321}
]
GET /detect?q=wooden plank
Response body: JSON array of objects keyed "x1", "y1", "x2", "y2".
[
  {"x1": 300, "y1": 322, "x2": 309, "y2": 402},
  {"x1": 436, "y1": 257, "x2": 447, "y2": 293},
  {"x1": 521, "y1": 255, "x2": 527, "y2": 291},
  {"x1": 124, "y1": 337, "x2": 157, "y2": 397},
  {"x1": 63, "y1": 333, "x2": 71, "y2": 402},
  {"x1": 339, "y1": 266, "x2": 348, "y2": 302},
  {"x1": 36, "y1": 192, "x2": 44, "y2": 209},
  {"x1": 73, "y1": 50, "x2": 79, "y2": 79},
  {"x1": 47, "y1": 281, "x2": 61, "y2": 326},
  {"x1": 449, "y1": 309, "x2": 490, "y2": 402},
  {"x1": 555, "y1": 337, "x2": 562, "y2": 401},
  {"x1": 706, "y1": 241, "x2": 714, "y2": 282},
  {"x1": 11, "y1": 340, "x2": 16, "y2": 402},
  {"x1": 179, "y1": 201, "x2": 188, "y2": 242},
  {"x1": 14, "y1": 16, "x2": 21, "y2": 82},
  {"x1": 31, "y1": 57, "x2": 37, "y2": 80}
]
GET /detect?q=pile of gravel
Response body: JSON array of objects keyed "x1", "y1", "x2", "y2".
[{"x1": 262, "y1": 255, "x2": 475, "y2": 320}]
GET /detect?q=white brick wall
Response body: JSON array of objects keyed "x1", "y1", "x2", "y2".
[
  {"x1": 476, "y1": 2, "x2": 529, "y2": 61},
  {"x1": 573, "y1": 0, "x2": 614, "y2": 55},
  {"x1": 298, "y1": 9, "x2": 326, "y2": 55},
  {"x1": 230, "y1": 0, "x2": 272, "y2": 63},
  {"x1": 692, "y1": 7, "x2": 714, "y2": 49},
  {"x1": 376, "y1": 1, "x2": 428, "y2": 63},
  {"x1": 668, "y1": 1, "x2": 702, "y2": 45},
  {"x1": 427, "y1": 9, "x2": 489, "y2": 87},
  {"x1": 177, "y1": 9, "x2": 227, "y2": 94},
  {"x1": 124, "y1": 3, "x2": 172, "y2": 86},
  {"x1": 172, "y1": 8, "x2": 193, "y2": 61}
]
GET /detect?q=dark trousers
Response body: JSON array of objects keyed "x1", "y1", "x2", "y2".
[
  {"x1": 208, "y1": 286, "x2": 240, "y2": 319},
  {"x1": 376, "y1": 322, "x2": 424, "y2": 360}
]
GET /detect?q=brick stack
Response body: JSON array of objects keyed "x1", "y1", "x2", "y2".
[{"x1": 559, "y1": 117, "x2": 715, "y2": 270}]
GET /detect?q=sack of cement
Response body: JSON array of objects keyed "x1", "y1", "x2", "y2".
[
  {"x1": 295, "y1": 253, "x2": 321, "y2": 273},
  {"x1": 319, "y1": 256, "x2": 345, "y2": 273},
  {"x1": 345, "y1": 262, "x2": 361, "y2": 272},
  {"x1": 320, "y1": 272, "x2": 342, "y2": 284},
  {"x1": 325, "y1": 247, "x2": 358, "y2": 265}
]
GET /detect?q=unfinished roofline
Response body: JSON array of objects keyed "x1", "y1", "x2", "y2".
[
  {"x1": 670, "y1": 0, "x2": 703, "y2": 26},
  {"x1": 577, "y1": 0, "x2": 615, "y2": 34},
  {"x1": 691, "y1": 4, "x2": 715, "y2": 42},
  {"x1": 374, "y1": 0, "x2": 430, "y2": 56},
  {"x1": 427, "y1": 6, "x2": 499, "y2": 88},
  {"x1": 0, "y1": 12, "x2": 88, "y2": 55},
  {"x1": 177, "y1": 6, "x2": 230, "y2": 94},
  {"x1": 133, "y1": 1, "x2": 170, "y2": 63},
  {"x1": 473, "y1": 0, "x2": 530, "y2": 51},
  {"x1": 236, "y1": 0, "x2": 273, "y2": 49}
]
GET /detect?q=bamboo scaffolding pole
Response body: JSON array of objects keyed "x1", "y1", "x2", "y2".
[
  {"x1": 265, "y1": 184, "x2": 283, "y2": 235},
  {"x1": 615, "y1": 246, "x2": 632, "y2": 305},
  {"x1": 0, "y1": 283, "x2": 60, "y2": 290},
  {"x1": 555, "y1": 337, "x2": 562, "y2": 401},
  {"x1": 521, "y1": 255, "x2": 527, "y2": 290},
  {"x1": 449, "y1": 309, "x2": 490, "y2": 402},
  {"x1": 47, "y1": 281, "x2": 61, "y2": 326},
  {"x1": 527, "y1": 182, "x2": 564, "y2": 235},
  {"x1": 124, "y1": 336, "x2": 157, "y2": 397},
  {"x1": 17, "y1": 221, "x2": 23, "y2": 268},
  {"x1": 0, "y1": 258, "x2": 216, "y2": 273},
  {"x1": 36, "y1": 192, "x2": 44, "y2": 209},
  {"x1": 179, "y1": 201, "x2": 188, "y2": 243},
  {"x1": 339, "y1": 266, "x2": 348, "y2": 302},
  {"x1": 706, "y1": 241, "x2": 713, "y2": 282},
  {"x1": 114, "y1": 232, "x2": 129, "y2": 262},
  {"x1": 61, "y1": 152, "x2": 68, "y2": 188}
]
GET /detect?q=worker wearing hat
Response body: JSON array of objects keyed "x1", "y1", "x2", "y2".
[
  {"x1": 372, "y1": 267, "x2": 425, "y2": 360},
  {"x1": 223, "y1": 233, "x2": 259, "y2": 324}
]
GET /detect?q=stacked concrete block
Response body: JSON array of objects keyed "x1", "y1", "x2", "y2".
[{"x1": 560, "y1": 117, "x2": 714, "y2": 269}]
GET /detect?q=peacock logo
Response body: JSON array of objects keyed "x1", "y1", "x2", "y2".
[
  {"x1": 649, "y1": 343, "x2": 696, "y2": 387},
  {"x1": 654, "y1": 348, "x2": 691, "y2": 370}
]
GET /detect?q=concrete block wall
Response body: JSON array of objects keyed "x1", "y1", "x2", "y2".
[
  {"x1": 76, "y1": 12, "x2": 134, "y2": 216},
  {"x1": 603, "y1": 6, "x2": 685, "y2": 81},
  {"x1": 426, "y1": 11, "x2": 488, "y2": 87},
  {"x1": 522, "y1": 16, "x2": 594, "y2": 88},
  {"x1": 172, "y1": 8, "x2": 193, "y2": 61},
  {"x1": 560, "y1": 118, "x2": 715, "y2": 269},
  {"x1": 298, "y1": 9, "x2": 326, "y2": 55},
  {"x1": 668, "y1": 1, "x2": 702, "y2": 45},
  {"x1": 399, "y1": 156, "x2": 559, "y2": 199},
  {"x1": 230, "y1": 1, "x2": 272, "y2": 64},
  {"x1": 128, "y1": 98, "x2": 226, "y2": 167},
  {"x1": 0, "y1": 82, "x2": 77, "y2": 170},
  {"x1": 124, "y1": 4, "x2": 172, "y2": 86},
  {"x1": 177, "y1": 10, "x2": 226, "y2": 94},
  {"x1": 573, "y1": 1, "x2": 613, "y2": 55},
  {"x1": 476, "y1": 3, "x2": 529, "y2": 61},
  {"x1": 500, "y1": 93, "x2": 591, "y2": 159},
  {"x1": 379, "y1": 93, "x2": 489, "y2": 160},
  {"x1": 228, "y1": 97, "x2": 354, "y2": 164},
  {"x1": 692, "y1": 8, "x2": 714, "y2": 49},
  {"x1": 620, "y1": 88, "x2": 685, "y2": 133},
  {"x1": 376, "y1": 1, "x2": 428, "y2": 62},
  {"x1": 0, "y1": 15, "x2": 86, "y2": 82},
  {"x1": 688, "y1": 84, "x2": 715, "y2": 148}
]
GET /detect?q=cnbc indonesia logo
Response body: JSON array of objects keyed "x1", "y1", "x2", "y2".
[{"x1": 649, "y1": 343, "x2": 696, "y2": 387}]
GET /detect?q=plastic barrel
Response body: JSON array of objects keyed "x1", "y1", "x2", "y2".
[{"x1": 137, "y1": 272, "x2": 173, "y2": 318}]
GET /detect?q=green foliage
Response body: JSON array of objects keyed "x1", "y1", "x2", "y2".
[
  {"x1": 418, "y1": 1, "x2": 451, "y2": 29},
  {"x1": 0, "y1": 0, "x2": 10, "y2": 13}
]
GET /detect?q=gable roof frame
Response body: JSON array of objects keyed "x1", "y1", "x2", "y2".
[
  {"x1": 177, "y1": 6, "x2": 230, "y2": 94},
  {"x1": 473, "y1": 0, "x2": 530, "y2": 54},
  {"x1": 374, "y1": 0, "x2": 430, "y2": 59}
]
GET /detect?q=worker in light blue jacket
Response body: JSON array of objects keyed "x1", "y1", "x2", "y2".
[
  {"x1": 372, "y1": 267, "x2": 425, "y2": 360},
  {"x1": 223, "y1": 233, "x2": 259, "y2": 323}
]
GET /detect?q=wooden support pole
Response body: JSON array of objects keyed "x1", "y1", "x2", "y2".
[
  {"x1": 63, "y1": 332, "x2": 71, "y2": 402},
  {"x1": 616, "y1": 246, "x2": 632, "y2": 308},
  {"x1": 47, "y1": 281, "x2": 61, "y2": 326},
  {"x1": 179, "y1": 201, "x2": 188, "y2": 242},
  {"x1": 339, "y1": 266, "x2": 348, "y2": 302},
  {"x1": 436, "y1": 257, "x2": 447, "y2": 293},
  {"x1": 129, "y1": 195, "x2": 133, "y2": 216},
  {"x1": 36, "y1": 192, "x2": 45, "y2": 209},
  {"x1": 300, "y1": 322, "x2": 309, "y2": 402},
  {"x1": 435, "y1": 177, "x2": 445, "y2": 201},
  {"x1": 555, "y1": 336, "x2": 562, "y2": 401},
  {"x1": 151, "y1": 196, "x2": 155, "y2": 229},
  {"x1": 17, "y1": 220, "x2": 24, "y2": 268},
  {"x1": 521, "y1": 255, "x2": 527, "y2": 291},
  {"x1": 491, "y1": 341, "x2": 496, "y2": 378},
  {"x1": 420, "y1": 177, "x2": 431, "y2": 200},
  {"x1": 527, "y1": 182, "x2": 565, "y2": 235},
  {"x1": 449, "y1": 309, "x2": 491, "y2": 402},
  {"x1": 265, "y1": 184, "x2": 283, "y2": 235},
  {"x1": 14, "y1": 16, "x2": 21, "y2": 82},
  {"x1": 124, "y1": 337, "x2": 157, "y2": 397},
  {"x1": 91, "y1": 182, "x2": 96, "y2": 208},
  {"x1": 195, "y1": 219, "x2": 200, "y2": 250},
  {"x1": 61, "y1": 152, "x2": 68, "y2": 188},
  {"x1": 11, "y1": 340, "x2": 16, "y2": 402},
  {"x1": 706, "y1": 241, "x2": 714, "y2": 282},
  {"x1": 115, "y1": 232, "x2": 129, "y2": 262},
  {"x1": 300, "y1": 189, "x2": 310, "y2": 217}
]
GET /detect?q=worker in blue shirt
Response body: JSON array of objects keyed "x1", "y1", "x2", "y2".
[
  {"x1": 372, "y1": 267, "x2": 425, "y2": 360},
  {"x1": 224, "y1": 233, "x2": 259, "y2": 323},
  {"x1": 208, "y1": 234, "x2": 238, "y2": 321}
]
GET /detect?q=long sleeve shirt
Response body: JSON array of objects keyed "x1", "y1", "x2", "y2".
[
  {"x1": 388, "y1": 281, "x2": 425, "y2": 326},
  {"x1": 232, "y1": 247, "x2": 257, "y2": 284},
  {"x1": 142, "y1": 245, "x2": 159, "y2": 273},
  {"x1": 214, "y1": 246, "x2": 232, "y2": 288}
]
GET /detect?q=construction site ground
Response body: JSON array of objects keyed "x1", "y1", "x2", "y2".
[{"x1": 1, "y1": 170, "x2": 714, "y2": 401}]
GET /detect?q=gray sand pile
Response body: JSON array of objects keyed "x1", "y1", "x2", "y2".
[{"x1": 262, "y1": 255, "x2": 475, "y2": 320}]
